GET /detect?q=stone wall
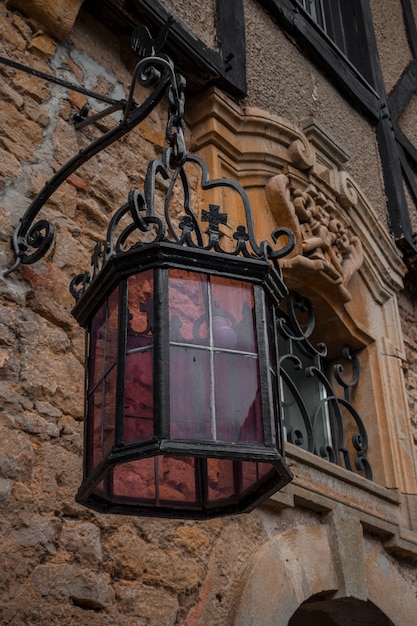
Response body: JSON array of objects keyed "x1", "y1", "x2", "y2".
[{"x1": 1, "y1": 2, "x2": 417, "y2": 625}]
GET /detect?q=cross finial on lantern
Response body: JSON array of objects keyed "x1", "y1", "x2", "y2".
[{"x1": 202, "y1": 204, "x2": 228, "y2": 242}]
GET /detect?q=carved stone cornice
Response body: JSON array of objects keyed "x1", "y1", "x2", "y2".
[{"x1": 188, "y1": 87, "x2": 406, "y2": 307}]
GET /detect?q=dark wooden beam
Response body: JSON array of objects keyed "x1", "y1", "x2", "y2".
[
  {"x1": 401, "y1": 0, "x2": 417, "y2": 58},
  {"x1": 388, "y1": 59, "x2": 417, "y2": 121},
  {"x1": 377, "y1": 115, "x2": 414, "y2": 243},
  {"x1": 83, "y1": 0, "x2": 247, "y2": 97},
  {"x1": 215, "y1": 0, "x2": 247, "y2": 94},
  {"x1": 394, "y1": 122, "x2": 417, "y2": 169}
]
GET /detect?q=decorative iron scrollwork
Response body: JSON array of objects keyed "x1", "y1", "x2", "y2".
[
  {"x1": 276, "y1": 292, "x2": 372, "y2": 479},
  {"x1": 4, "y1": 19, "x2": 295, "y2": 292}
]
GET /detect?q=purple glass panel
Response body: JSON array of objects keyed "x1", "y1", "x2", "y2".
[
  {"x1": 87, "y1": 364, "x2": 118, "y2": 472},
  {"x1": 89, "y1": 287, "x2": 119, "y2": 389},
  {"x1": 124, "y1": 349, "x2": 154, "y2": 443},
  {"x1": 210, "y1": 277, "x2": 256, "y2": 352},
  {"x1": 102, "y1": 363, "x2": 117, "y2": 456},
  {"x1": 124, "y1": 271, "x2": 154, "y2": 444},
  {"x1": 168, "y1": 269, "x2": 209, "y2": 345},
  {"x1": 112, "y1": 457, "x2": 156, "y2": 501},
  {"x1": 214, "y1": 353, "x2": 263, "y2": 443},
  {"x1": 170, "y1": 346, "x2": 211, "y2": 440},
  {"x1": 158, "y1": 456, "x2": 197, "y2": 504},
  {"x1": 207, "y1": 458, "x2": 236, "y2": 503},
  {"x1": 87, "y1": 384, "x2": 104, "y2": 473}
]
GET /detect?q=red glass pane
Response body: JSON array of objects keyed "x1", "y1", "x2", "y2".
[
  {"x1": 102, "y1": 364, "x2": 117, "y2": 456},
  {"x1": 207, "y1": 458, "x2": 236, "y2": 503},
  {"x1": 124, "y1": 349, "x2": 154, "y2": 444},
  {"x1": 240, "y1": 461, "x2": 274, "y2": 493},
  {"x1": 87, "y1": 384, "x2": 103, "y2": 472},
  {"x1": 89, "y1": 287, "x2": 119, "y2": 389},
  {"x1": 127, "y1": 270, "x2": 154, "y2": 342},
  {"x1": 112, "y1": 457, "x2": 156, "y2": 501},
  {"x1": 170, "y1": 346, "x2": 211, "y2": 440},
  {"x1": 124, "y1": 271, "x2": 154, "y2": 444},
  {"x1": 158, "y1": 456, "x2": 197, "y2": 504},
  {"x1": 111, "y1": 456, "x2": 197, "y2": 506},
  {"x1": 214, "y1": 353, "x2": 263, "y2": 443},
  {"x1": 86, "y1": 363, "x2": 117, "y2": 472},
  {"x1": 210, "y1": 277, "x2": 256, "y2": 352},
  {"x1": 168, "y1": 269, "x2": 209, "y2": 345}
]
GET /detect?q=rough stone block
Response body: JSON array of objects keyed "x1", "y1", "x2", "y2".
[{"x1": 30, "y1": 563, "x2": 114, "y2": 609}]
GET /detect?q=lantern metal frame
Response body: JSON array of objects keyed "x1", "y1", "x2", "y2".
[{"x1": 4, "y1": 24, "x2": 298, "y2": 518}]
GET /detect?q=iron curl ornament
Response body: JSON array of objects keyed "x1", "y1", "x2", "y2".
[{"x1": 4, "y1": 45, "x2": 295, "y2": 285}]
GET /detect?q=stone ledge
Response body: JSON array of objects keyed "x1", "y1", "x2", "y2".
[{"x1": 269, "y1": 444, "x2": 417, "y2": 559}]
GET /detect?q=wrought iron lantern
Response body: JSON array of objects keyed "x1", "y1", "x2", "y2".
[{"x1": 5, "y1": 24, "x2": 296, "y2": 518}]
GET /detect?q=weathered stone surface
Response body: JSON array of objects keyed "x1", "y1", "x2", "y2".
[
  {"x1": 30, "y1": 563, "x2": 114, "y2": 609},
  {"x1": 0, "y1": 146, "x2": 22, "y2": 183},
  {"x1": 12, "y1": 514, "x2": 61, "y2": 554},
  {"x1": 0, "y1": 426, "x2": 35, "y2": 480},
  {"x1": 59, "y1": 520, "x2": 102, "y2": 564},
  {"x1": 0, "y1": 3, "x2": 30, "y2": 51},
  {"x1": 0, "y1": 476, "x2": 14, "y2": 504},
  {"x1": 114, "y1": 580, "x2": 179, "y2": 623},
  {"x1": 13, "y1": 412, "x2": 60, "y2": 439},
  {"x1": 35, "y1": 400, "x2": 63, "y2": 419},
  {"x1": 104, "y1": 524, "x2": 205, "y2": 594},
  {"x1": 32, "y1": 442, "x2": 83, "y2": 514}
]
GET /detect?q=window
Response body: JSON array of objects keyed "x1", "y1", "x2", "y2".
[
  {"x1": 269, "y1": 291, "x2": 372, "y2": 480},
  {"x1": 295, "y1": 0, "x2": 373, "y2": 84},
  {"x1": 257, "y1": 0, "x2": 379, "y2": 115}
]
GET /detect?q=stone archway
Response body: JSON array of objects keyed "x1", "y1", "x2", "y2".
[
  {"x1": 288, "y1": 594, "x2": 394, "y2": 626},
  {"x1": 229, "y1": 520, "x2": 417, "y2": 626}
]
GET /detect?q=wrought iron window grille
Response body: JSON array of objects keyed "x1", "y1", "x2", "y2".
[{"x1": 273, "y1": 292, "x2": 372, "y2": 480}]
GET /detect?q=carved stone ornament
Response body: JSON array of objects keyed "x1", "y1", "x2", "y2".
[
  {"x1": 188, "y1": 89, "x2": 405, "y2": 307},
  {"x1": 266, "y1": 174, "x2": 363, "y2": 302}
]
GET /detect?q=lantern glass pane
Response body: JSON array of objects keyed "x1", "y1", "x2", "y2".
[
  {"x1": 158, "y1": 456, "x2": 197, "y2": 504},
  {"x1": 87, "y1": 385, "x2": 103, "y2": 471},
  {"x1": 89, "y1": 288, "x2": 119, "y2": 388},
  {"x1": 170, "y1": 346, "x2": 211, "y2": 439},
  {"x1": 210, "y1": 276, "x2": 257, "y2": 353},
  {"x1": 241, "y1": 461, "x2": 274, "y2": 493},
  {"x1": 168, "y1": 270, "x2": 262, "y2": 445},
  {"x1": 86, "y1": 287, "x2": 119, "y2": 472},
  {"x1": 124, "y1": 350, "x2": 154, "y2": 443},
  {"x1": 111, "y1": 456, "x2": 198, "y2": 506},
  {"x1": 124, "y1": 271, "x2": 154, "y2": 444},
  {"x1": 207, "y1": 458, "x2": 236, "y2": 503},
  {"x1": 214, "y1": 352, "x2": 262, "y2": 443},
  {"x1": 168, "y1": 269, "x2": 209, "y2": 344},
  {"x1": 112, "y1": 457, "x2": 156, "y2": 501},
  {"x1": 102, "y1": 364, "x2": 118, "y2": 456}
]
